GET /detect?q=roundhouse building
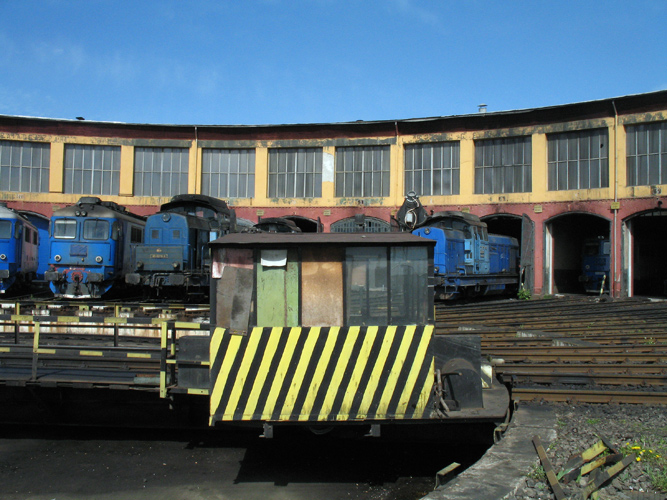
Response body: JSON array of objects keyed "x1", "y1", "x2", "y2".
[{"x1": 1, "y1": 90, "x2": 667, "y2": 298}]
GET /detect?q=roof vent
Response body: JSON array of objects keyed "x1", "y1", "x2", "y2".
[{"x1": 478, "y1": 104, "x2": 487, "y2": 114}]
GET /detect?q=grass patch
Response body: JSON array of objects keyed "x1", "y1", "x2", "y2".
[{"x1": 621, "y1": 438, "x2": 667, "y2": 492}]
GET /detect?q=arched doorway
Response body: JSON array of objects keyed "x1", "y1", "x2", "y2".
[
  {"x1": 624, "y1": 209, "x2": 667, "y2": 297},
  {"x1": 482, "y1": 214, "x2": 533, "y2": 292},
  {"x1": 545, "y1": 212, "x2": 611, "y2": 295}
]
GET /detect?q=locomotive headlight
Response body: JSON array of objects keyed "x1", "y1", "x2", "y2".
[
  {"x1": 424, "y1": 228, "x2": 431, "y2": 234},
  {"x1": 162, "y1": 213, "x2": 171, "y2": 222},
  {"x1": 75, "y1": 211, "x2": 81, "y2": 216},
  {"x1": 0, "y1": 254, "x2": 6, "y2": 261},
  {"x1": 172, "y1": 262, "x2": 179, "y2": 269},
  {"x1": 95, "y1": 256, "x2": 103, "y2": 263},
  {"x1": 54, "y1": 254, "x2": 62, "y2": 262}
]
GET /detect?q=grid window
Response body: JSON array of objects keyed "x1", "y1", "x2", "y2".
[
  {"x1": 548, "y1": 129, "x2": 609, "y2": 190},
  {"x1": 330, "y1": 216, "x2": 391, "y2": 233},
  {"x1": 202, "y1": 149, "x2": 255, "y2": 198},
  {"x1": 268, "y1": 148, "x2": 322, "y2": 198},
  {"x1": 474, "y1": 137, "x2": 532, "y2": 194},
  {"x1": 0, "y1": 140, "x2": 50, "y2": 193},
  {"x1": 335, "y1": 146, "x2": 390, "y2": 197},
  {"x1": 404, "y1": 142, "x2": 460, "y2": 196},
  {"x1": 64, "y1": 144, "x2": 121, "y2": 195},
  {"x1": 626, "y1": 121, "x2": 667, "y2": 186},
  {"x1": 134, "y1": 147, "x2": 189, "y2": 197}
]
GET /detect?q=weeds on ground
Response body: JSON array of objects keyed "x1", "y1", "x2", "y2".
[
  {"x1": 621, "y1": 438, "x2": 667, "y2": 492},
  {"x1": 527, "y1": 464, "x2": 546, "y2": 482}
]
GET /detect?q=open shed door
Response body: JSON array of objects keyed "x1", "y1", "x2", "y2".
[{"x1": 520, "y1": 214, "x2": 535, "y2": 293}]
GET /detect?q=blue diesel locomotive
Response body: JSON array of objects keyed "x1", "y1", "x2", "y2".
[
  {"x1": 397, "y1": 193, "x2": 519, "y2": 300},
  {"x1": 0, "y1": 204, "x2": 40, "y2": 294},
  {"x1": 45, "y1": 197, "x2": 146, "y2": 299},
  {"x1": 580, "y1": 237, "x2": 610, "y2": 294},
  {"x1": 126, "y1": 194, "x2": 236, "y2": 299}
]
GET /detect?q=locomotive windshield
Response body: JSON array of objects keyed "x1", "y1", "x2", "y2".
[
  {"x1": 83, "y1": 219, "x2": 109, "y2": 240},
  {"x1": 54, "y1": 219, "x2": 77, "y2": 239},
  {"x1": 584, "y1": 242, "x2": 598, "y2": 256},
  {"x1": 0, "y1": 221, "x2": 11, "y2": 239}
]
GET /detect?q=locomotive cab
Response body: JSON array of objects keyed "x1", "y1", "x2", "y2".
[
  {"x1": 174, "y1": 232, "x2": 509, "y2": 432},
  {"x1": 45, "y1": 197, "x2": 145, "y2": 299},
  {"x1": 0, "y1": 205, "x2": 39, "y2": 293}
]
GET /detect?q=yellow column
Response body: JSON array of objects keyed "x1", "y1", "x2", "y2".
[
  {"x1": 532, "y1": 133, "x2": 548, "y2": 200},
  {"x1": 390, "y1": 141, "x2": 403, "y2": 205},
  {"x1": 49, "y1": 142, "x2": 65, "y2": 193},
  {"x1": 254, "y1": 147, "x2": 269, "y2": 205},
  {"x1": 190, "y1": 141, "x2": 200, "y2": 194},
  {"x1": 322, "y1": 146, "x2": 336, "y2": 201},
  {"x1": 119, "y1": 145, "x2": 134, "y2": 196},
  {"x1": 459, "y1": 134, "x2": 474, "y2": 197}
]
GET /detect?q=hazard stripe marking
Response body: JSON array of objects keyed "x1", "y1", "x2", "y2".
[{"x1": 209, "y1": 325, "x2": 434, "y2": 424}]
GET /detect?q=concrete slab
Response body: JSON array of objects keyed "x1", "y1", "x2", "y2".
[{"x1": 422, "y1": 404, "x2": 557, "y2": 500}]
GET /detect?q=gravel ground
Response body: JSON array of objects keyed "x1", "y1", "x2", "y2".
[{"x1": 504, "y1": 402, "x2": 667, "y2": 500}]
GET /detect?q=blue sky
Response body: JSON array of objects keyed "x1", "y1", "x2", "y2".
[{"x1": 1, "y1": 0, "x2": 666, "y2": 126}]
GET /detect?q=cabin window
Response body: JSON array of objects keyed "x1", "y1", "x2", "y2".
[
  {"x1": 584, "y1": 243, "x2": 598, "y2": 256},
  {"x1": 172, "y1": 230, "x2": 181, "y2": 240},
  {"x1": 130, "y1": 226, "x2": 143, "y2": 244},
  {"x1": 54, "y1": 219, "x2": 77, "y2": 239},
  {"x1": 346, "y1": 247, "x2": 389, "y2": 325},
  {"x1": 389, "y1": 246, "x2": 430, "y2": 325},
  {"x1": 83, "y1": 219, "x2": 109, "y2": 240},
  {"x1": 0, "y1": 221, "x2": 11, "y2": 239},
  {"x1": 548, "y1": 129, "x2": 609, "y2": 190},
  {"x1": 345, "y1": 245, "x2": 431, "y2": 326},
  {"x1": 405, "y1": 141, "x2": 460, "y2": 196}
]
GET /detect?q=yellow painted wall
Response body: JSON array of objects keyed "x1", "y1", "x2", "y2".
[{"x1": 1, "y1": 111, "x2": 666, "y2": 210}]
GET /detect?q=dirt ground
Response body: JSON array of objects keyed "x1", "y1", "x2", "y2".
[{"x1": 0, "y1": 422, "x2": 492, "y2": 500}]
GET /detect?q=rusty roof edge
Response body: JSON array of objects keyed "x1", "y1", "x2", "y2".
[{"x1": 2, "y1": 90, "x2": 667, "y2": 130}]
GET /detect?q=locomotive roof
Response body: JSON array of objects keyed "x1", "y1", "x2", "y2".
[
  {"x1": 160, "y1": 194, "x2": 230, "y2": 214},
  {"x1": 53, "y1": 197, "x2": 146, "y2": 222},
  {"x1": 0, "y1": 203, "x2": 32, "y2": 223},
  {"x1": 420, "y1": 210, "x2": 486, "y2": 228},
  {"x1": 210, "y1": 232, "x2": 435, "y2": 248}
]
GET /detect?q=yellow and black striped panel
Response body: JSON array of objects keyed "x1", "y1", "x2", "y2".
[{"x1": 209, "y1": 325, "x2": 434, "y2": 425}]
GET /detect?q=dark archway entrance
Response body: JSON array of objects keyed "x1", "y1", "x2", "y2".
[
  {"x1": 626, "y1": 209, "x2": 667, "y2": 296},
  {"x1": 546, "y1": 213, "x2": 610, "y2": 294},
  {"x1": 482, "y1": 214, "x2": 534, "y2": 292}
]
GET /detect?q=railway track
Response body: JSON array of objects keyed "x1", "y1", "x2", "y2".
[
  {"x1": 436, "y1": 295, "x2": 667, "y2": 405},
  {"x1": 2, "y1": 296, "x2": 666, "y2": 405}
]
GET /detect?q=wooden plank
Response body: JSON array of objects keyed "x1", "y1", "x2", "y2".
[{"x1": 532, "y1": 435, "x2": 565, "y2": 500}]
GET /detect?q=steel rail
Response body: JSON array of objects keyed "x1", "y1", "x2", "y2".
[{"x1": 512, "y1": 387, "x2": 667, "y2": 404}]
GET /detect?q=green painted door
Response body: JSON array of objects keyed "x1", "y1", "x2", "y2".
[{"x1": 256, "y1": 249, "x2": 299, "y2": 327}]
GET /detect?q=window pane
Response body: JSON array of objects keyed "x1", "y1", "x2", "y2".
[{"x1": 626, "y1": 121, "x2": 667, "y2": 187}]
